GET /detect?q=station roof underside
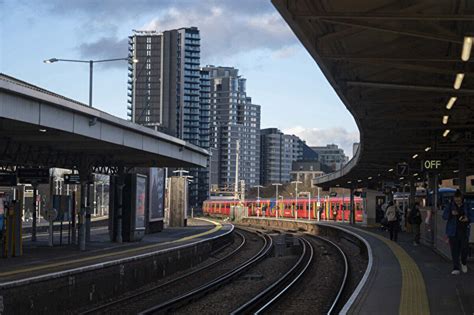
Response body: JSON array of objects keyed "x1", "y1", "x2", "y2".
[
  {"x1": 273, "y1": 0, "x2": 474, "y2": 189},
  {"x1": 0, "y1": 74, "x2": 208, "y2": 173}
]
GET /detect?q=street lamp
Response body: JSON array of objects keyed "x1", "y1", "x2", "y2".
[
  {"x1": 291, "y1": 181, "x2": 302, "y2": 220},
  {"x1": 253, "y1": 185, "x2": 264, "y2": 202},
  {"x1": 272, "y1": 183, "x2": 282, "y2": 219},
  {"x1": 43, "y1": 57, "x2": 138, "y2": 108}
]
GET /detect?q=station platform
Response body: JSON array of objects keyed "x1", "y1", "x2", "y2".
[
  {"x1": 344, "y1": 224, "x2": 474, "y2": 315},
  {"x1": 0, "y1": 218, "x2": 230, "y2": 284},
  {"x1": 239, "y1": 216, "x2": 473, "y2": 314}
]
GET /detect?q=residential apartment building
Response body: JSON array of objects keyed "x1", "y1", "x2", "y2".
[
  {"x1": 310, "y1": 144, "x2": 349, "y2": 171},
  {"x1": 127, "y1": 27, "x2": 209, "y2": 208},
  {"x1": 260, "y1": 128, "x2": 303, "y2": 185},
  {"x1": 204, "y1": 66, "x2": 261, "y2": 190}
]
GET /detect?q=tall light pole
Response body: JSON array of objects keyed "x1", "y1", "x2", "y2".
[
  {"x1": 44, "y1": 57, "x2": 138, "y2": 108},
  {"x1": 253, "y1": 185, "x2": 264, "y2": 202},
  {"x1": 291, "y1": 180, "x2": 302, "y2": 220},
  {"x1": 272, "y1": 183, "x2": 282, "y2": 219},
  {"x1": 300, "y1": 191, "x2": 311, "y2": 220}
]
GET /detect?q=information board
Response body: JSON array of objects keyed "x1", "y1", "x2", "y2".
[
  {"x1": 135, "y1": 174, "x2": 147, "y2": 229},
  {"x1": 149, "y1": 168, "x2": 165, "y2": 222}
]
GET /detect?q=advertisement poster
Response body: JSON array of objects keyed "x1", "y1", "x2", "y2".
[
  {"x1": 135, "y1": 175, "x2": 147, "y2": 229},
  {"x1": 149, "y1": 168, "x2": 165, "y2": 221}
]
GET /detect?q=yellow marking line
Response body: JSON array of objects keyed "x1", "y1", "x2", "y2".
[
  {"x1": 0, "y1": 218, "x2": 222, "y2": 278},
  {"x1": 357, "y1": 229, "x2": 430, "y2": 315}
]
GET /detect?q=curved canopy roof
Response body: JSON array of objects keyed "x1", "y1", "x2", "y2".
[{"x1": 273, "y1": 0, "x2": 474, "y2": 188}]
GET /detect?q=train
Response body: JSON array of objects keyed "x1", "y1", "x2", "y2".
[{"x1": 203, "y1": 197, "x2": 364, "y2": 222}]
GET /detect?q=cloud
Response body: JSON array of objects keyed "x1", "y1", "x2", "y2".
[
  {"x1": 142, "y1": 9, "x2": 296, "y2": 62},
  {"x1": 36, "y1": 1, "x2": 297, "y2": 66},
  {"x1": 283, "y1": 126, "x2": 360, "y2": 158},
  {"x1": 77, "y1": 37, "x2": 129, "y2": 67}
]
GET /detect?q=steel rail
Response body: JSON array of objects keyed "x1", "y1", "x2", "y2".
[
  {"x1": 308, "y1": 234, "x2": 349, "y2": 315},
  {"x1": 80, "y1": 230, "x2": 247, "y2": 314},
  {"x1": 138, "y1": 229, "x2": 273, "y2": 314},
  {"x1": 231, "y1": 237, "x2": 314, "y2": 314}
]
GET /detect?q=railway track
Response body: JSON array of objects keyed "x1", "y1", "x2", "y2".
[
  {"x1": 138, "y1": 229, "x2": 273, "y2": 314},
  {"x1": 230, "y1": 236, "x2": 314, "y2": 314},
  {"x1": 230, "y1": 233, "x2": 348, "y2": 315},
  {"x1": 79, "y1": 228, "x2": 269, "y2": 314}
]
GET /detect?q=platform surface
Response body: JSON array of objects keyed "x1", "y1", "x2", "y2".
[
  {"x1": 341, "y1": 224, "x2": 474, "y2": 315},
  {"x1": 0, "y1": 218, "x2": 230, "y2": 284}
]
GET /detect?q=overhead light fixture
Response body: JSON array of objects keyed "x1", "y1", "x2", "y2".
[
  {"x1": 43, "y1": 58, "x2": 58, "y2": 64},
  {"x1": 446, "y1": 97, "x2": 457, "y2": 110},
  {"x1": 425, "y1": 146, "x2": 431, "y2": 152},
  {"x1": 368, "y1": 176, "x2": 372, "y2": 180},
  {"x1": 412, "y1": 154, "x2": 418, "y2": 159},
  {"x1": 347, "y1": 181, "x2": 352, "y2": 184},
  {"x1": 399, "y1": 177, "x2": 404, "y2": 180},
  {"x1": 388, "y1": 168, "x2": 394, "y2": 172},
  {"x1": 336, "y1": 184, "x2": 340, "y2": 187},
  {"x1": 443, "y1": 129, "x2": 450, "y2": 137},
  {"x1": 413, "y1": 173, "x2": 419, "y2": 177},
  {"x1": 417, "y1": 177, "x2": 421, "y2": 181},
  {"x1": 357, "y1": 179, "x2": 362, "y2": 183},
  {"x1": 442, "y1": 115, "x2": 449, "y2": 125},
  {"x1": 453, "y1": 170, "x2": 459, "y2": 173},
  {"x1": 454, "y1": 73, "x2": 464, "y2": 90},
  {"x1": 377, "y1": 173, "x2": 381, "y2": 176},
  {"x1": 39, "y1": 128, "x2": 47, "y2": 132},
  {"x1": 461, "y1": 36, "x2": 473, "y2": 61}
]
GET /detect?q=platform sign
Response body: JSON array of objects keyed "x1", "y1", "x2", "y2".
[
  {"x1": 64, "y1": 174, "x2": 81, "y2": 184},
  {"x1": 149, "y1": 168, "x2": 165, "y2": 222},
  {"x1": 17, "y1": 168, "x2": 49, "y2": 184},
  {"x1": 330, "y1": 192, "x2": 337, "y2": 197},
  {"x1": 422, "y1": 160, "x2": 442, "y2": 171},
  {"x1": 135, "y1": 174, "x2": 147, "y2": 229},
  {"x1": 397, "y1": 163, "x2": 409, "y2": 176},
  {"x1": 0, "y1": 174, "x2": 17, "y2": 186}
]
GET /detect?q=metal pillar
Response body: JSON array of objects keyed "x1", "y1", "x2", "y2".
[
  {"x1": 85, "y1": 183, "x2": 91, "y2": 243},
  {"x1": 116, "y1": 171, "x2": 125, "y2": 243},
  {"x1": 89, "y1": 60, "x2": 93, "y2": 107},
  {"x1": 409, "y1": 178, "x2": 416, "y2": 209},
  {"x1": 350, "y1": 188, "x2": 355, "y2": 224},
  {"x1": 79, "y1": 182, "x2": 87, "y2": 251},
  {"x1": 459, "y1": 152, "x2": 467, "y2": 194},
  {"x1": 31, "y1": 183, "x2": 38, "y2": 242}
]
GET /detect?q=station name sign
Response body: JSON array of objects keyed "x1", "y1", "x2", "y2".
[
  {"x1": 17, "y1": 168, "x2": 50, "y2": 184},
  {"x1": 64, "y1": 174, "x2": 81, "y2": 184},
  {"x1": 422, "y1": 160, "x2": 442, "y2": 171}
]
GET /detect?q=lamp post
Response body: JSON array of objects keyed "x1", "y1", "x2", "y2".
[
  {"x1": 272, "y1": 183, "x2": 282, "y2": 219},
  {"x1": 291, "y1": 181, "x2": 302, "y2": 220},
  {"x1": 253, "y1": 185, "x2": 264, "y2": 202},
  {"x1": 44, "y1": 57, "x2": 138, "y2": 108}
]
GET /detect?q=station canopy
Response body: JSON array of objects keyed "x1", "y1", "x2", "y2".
[
  {"x1": 0, "y1": 74, "x2": 208, "y2": 174},
  {"x1": 273, "y1": 0, "x2": 474, "y2": 188}
]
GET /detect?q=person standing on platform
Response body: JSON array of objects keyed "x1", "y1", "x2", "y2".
[
  {"x1": 385, "y1": 201, "x2": 400, "y2": 242},
  {"x1": 409, "y1": 202, "x2": 422, "y2": 246},
  {"x1": 443, "y1": 190, "x2": 473, "y2": 275}
]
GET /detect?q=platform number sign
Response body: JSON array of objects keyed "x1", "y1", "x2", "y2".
[{"x1": 397, "y1": 163, "x2": 409, "y2": 176}]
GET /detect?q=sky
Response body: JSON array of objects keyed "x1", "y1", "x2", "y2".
[{"x1": 0, "y1": 0, "x2": 359, "y2": 157}]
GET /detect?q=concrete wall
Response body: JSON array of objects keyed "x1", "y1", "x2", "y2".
[
  {"x1": 168, "y1": 177, "x2": 187, "y2": 227},
  {"x1": 0, "y1": 228, "x2": 233, "y2": 314},
  {"x1": 363, "y1": 189, "x2": 386, "y2": 226}
]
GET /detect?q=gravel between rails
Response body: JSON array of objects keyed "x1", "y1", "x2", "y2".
[
  {"x1": 77, "y1": 229, "x2": 264, "y2": 314},
  {"x1": 320, "y1": 233, "x2": 367, "y2": 314},
  {"x1": 174, "y1": 235, "x2": 300, "y2": 314},
  {"x1": 264, "y1": 234, "x2": 345, "y2": 314}
]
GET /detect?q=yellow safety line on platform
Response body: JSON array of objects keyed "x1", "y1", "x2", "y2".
[
  {"x1": 358, "y1": 229, "x2": 430, "y2": 315},
  {"x1": 0, "y1": 219, "x2": 222, "y2": 279}
]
